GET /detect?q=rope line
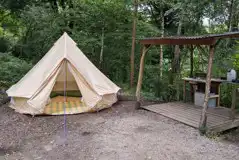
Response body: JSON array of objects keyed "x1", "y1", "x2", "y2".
[{"x1": 63, "y1": 60, "x2": 67, "y2": 138}]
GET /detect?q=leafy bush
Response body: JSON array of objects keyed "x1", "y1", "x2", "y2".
[
  {"x1": 0, "y1": 37, "x2": 10, "y2": 53},
  {"x1": 0, "y1": 53, "x2": 32, "y2": 89}
]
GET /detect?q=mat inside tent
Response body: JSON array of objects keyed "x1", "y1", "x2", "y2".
[{"x1": 43, "y1": 96, "x2": 93, "y2": 115}]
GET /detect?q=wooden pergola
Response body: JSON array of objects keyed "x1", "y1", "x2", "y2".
[{"x1": 135, "y1": 31, "x2": 239, "y2": 133}]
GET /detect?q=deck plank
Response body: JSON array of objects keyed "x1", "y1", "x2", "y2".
[
  {"x1": 141, "y1": 102, "x2": 239, "y2": 133},
  {"x1": 150, "y1": 102, "x2": 230, "y2": 119},
  {"x1": 144, "y1": 105, "x2": 216, "y2": 127},
  {"x1": 145, "y1": 103, "x2": 228, "y2": 123},
  {"x1": 152, "y1": 106, "x2": 222, "y2": 125}
]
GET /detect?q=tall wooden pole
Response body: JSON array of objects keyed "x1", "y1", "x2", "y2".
[
  {"x1": 135, "y1": 45, "x2": 148, "y2": 109},
  {"x1": 199, "y1": 45, "x2": 215, "y2": 133},
  {"x1": 130, "y1": 0, "x2": 138, "y2": 88}
]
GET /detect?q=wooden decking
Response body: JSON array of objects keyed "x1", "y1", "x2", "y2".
[{"x1": 141, "y1": 102, "x2": 239, "y2": 133}]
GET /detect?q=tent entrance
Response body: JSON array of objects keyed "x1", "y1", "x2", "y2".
[
  {"x1": 43, "y1": 96, "x2": 89, "y2": 115},
  {"x1": 43, "y1": 61, "x2": 92, "y2": 115}
]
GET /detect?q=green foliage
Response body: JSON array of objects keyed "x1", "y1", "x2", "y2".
[
  {"x1": 232, "y1": 41, "x2": 239, "y2": 72},
  {"x1": 0, "y1": 0, "x2": 31, "y2": 12},
  {"x1": 220, "y1": 83, "x2": 239, "y2": 109},
  {"x1": 8, "y1": 0, "x2": 159, "y2": 85},
  {"x1": 0, "y1": 53, "x2": 32, "y2": 88},
  {"x1": 0, "y1": 37, "x2": 10, "y2": 52},
  {"x1": 12, "y1": 5, "x2": 64, "y2": 61},
  {"x1": 220, "y1": 84, "x2": 233, "y2": 108}
]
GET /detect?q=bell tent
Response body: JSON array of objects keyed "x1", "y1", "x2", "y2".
[{"x1": 7, "y1": 32, "x2": 120, "y2": 115}]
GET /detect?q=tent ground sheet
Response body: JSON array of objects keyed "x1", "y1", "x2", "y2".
[{"x1": 43, "y1": 96, "x2": 92, "y2": 115}]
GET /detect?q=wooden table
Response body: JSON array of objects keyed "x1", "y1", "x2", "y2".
[{"x1": 183, "y1": 78, "x2": 226, "y2": 106}]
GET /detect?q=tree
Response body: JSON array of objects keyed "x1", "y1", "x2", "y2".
[
  {"x1": 130, "y1": 0, "x2": 138, "y2": 88},
  {"x1": 148, "y1": 0, "x2": 167, "y2": 78}
]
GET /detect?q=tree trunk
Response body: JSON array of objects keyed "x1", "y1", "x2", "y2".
[
  {"x1": 197, "y1": 45, "x2": 207, "y2": 72},
  {"x1": 68, "y1": 0, "x2": 74, "y2": 32},
  {"x1": 172, "y1": 20, "x2": 182, "y2": 74},
  {"x1": 100, "y1": 27, "x2": 105, "y2": 66},
  {"x1": 190, "y1": 45, "x2": 194, "y2": 77},
  {"x1": 199, "y1": 50, "x2": 203, "y2": 72},
  {"x1": 228, "y1": 0, "x2": 234, "y2": 32},
  {"x1": 51, "y1": 0, "x2": 59, "y2": 12},
  {"x1": 130, "y1": 0, "x2": 138, "y2": 88},
  {"x1": 159, "y1": 9, "x2": 164, "y2": 79},
  {"x1": 172, "y1": 20, "x2": 182, "y2": 100}
]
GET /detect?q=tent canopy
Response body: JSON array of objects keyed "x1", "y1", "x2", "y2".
[{"x1": 7, "y1": 32, "x2": 120, "y2": 115}]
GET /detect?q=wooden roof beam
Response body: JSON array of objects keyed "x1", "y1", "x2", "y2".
[{"x1": 140, "y1": 38, "x2": 217, "y2": 45}]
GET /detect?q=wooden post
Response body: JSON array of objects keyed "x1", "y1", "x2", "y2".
[
  {"x1": 135, "y1": 45, "x2": 149, "y2": 109},
  {"x1": 190, "y1": 82, "x2": 197, "y2": 103},
  {"x1": 230, "y1": 87, "x2": 237, "y2": 120},
  {"x1": 190, "y1": 45, "x2": 194, "y2": 77},
  {"x1": 199, "y1": 45, "x2": 215, "y2": 134}
]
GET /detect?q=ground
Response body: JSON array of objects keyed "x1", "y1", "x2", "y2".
[{"x1": 1, "y1": 101, "x2": 239, "y2": 160}]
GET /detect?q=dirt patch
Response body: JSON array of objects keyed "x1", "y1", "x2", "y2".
[{"x1": 1, "y1": 101, "x2": 239, "y2": 160}]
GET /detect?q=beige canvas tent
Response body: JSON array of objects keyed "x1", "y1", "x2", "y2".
[{"x1": 7, "y1": 32, "x2": 120, "y2": 115}]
